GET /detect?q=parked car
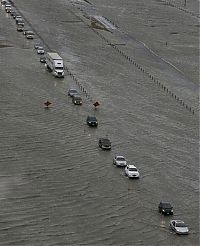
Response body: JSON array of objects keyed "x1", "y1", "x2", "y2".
[
  {"x1": 113, "y1": 155, "x2": 127, "y2": 167},
  {"x1": 86, "y1": 116, "x2": 98, "y2": 127},
  {"x1": 37, "y1": 46, "x2": 45, "y2": 54},
  {"x1": 40, "y1": 56, "x2": 46, "y2": 63},
  {"x1": 98, "y1": 138, "x2": 111, "y2": 150},
  {"x1": 125, "y1": 164, "x2": 140, "y2": 178},
  {"x1": 169, "y1": 220, "x2": 189, "y2": 235},
  {"x1": 158, "y1": 202, "x2": 173, "y2": 215},
  {"x1": 17, "y1": 25, "x2": 24, "y2": 32},
  {"x1": 68, "y1": 89, "x2": 79, "y2": 97},
  {"x1": 72, "y1": 95, "x2": 82, "y2": 105}
]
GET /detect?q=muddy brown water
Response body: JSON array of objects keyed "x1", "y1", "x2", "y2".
[{"x1": 0, "y1": 0, "x2": 199, "y2": 245}]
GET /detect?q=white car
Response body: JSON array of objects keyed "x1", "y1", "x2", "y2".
[
  {"x1": 125, "y1": 164, "x2": 140, "y2": 178},
  {"x1": 113, "y1": 155, "x2": 127, "y2": 167},
  {"x1": 37, "y1": 46, "x2": 45, "y2": 54},
  {"x1": 169, "y1": 220, "x2": 189, "y2": 235}
]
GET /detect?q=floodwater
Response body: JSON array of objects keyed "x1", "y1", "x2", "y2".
[{"x1": 0, "y1": 0, "x2": 199, "y2": 245}]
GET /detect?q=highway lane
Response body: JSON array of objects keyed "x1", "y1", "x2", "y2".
[{"x1": 0, "y1": 0, "x2": 199, "y2": 245}]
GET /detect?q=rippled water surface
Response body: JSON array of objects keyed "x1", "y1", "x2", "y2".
[{"x1": 0, "y1": 0, "x2": 199, "y2": 245}]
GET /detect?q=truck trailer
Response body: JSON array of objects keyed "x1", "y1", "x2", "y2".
[{"x1": 46, "y1": 52, "x2": 64, "y2": 78}]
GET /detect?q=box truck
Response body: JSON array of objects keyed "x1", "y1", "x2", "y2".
[{"x1": 46, "y1": 52, "x2": 64, "y2": 78}]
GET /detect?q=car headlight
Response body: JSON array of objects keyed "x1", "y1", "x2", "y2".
[
  {"x1": 171, "y1": 209, "x2": 173, "y2": 212},
  {"x1": 162, "y1": 209, "x2": 165, "y2": 212}
]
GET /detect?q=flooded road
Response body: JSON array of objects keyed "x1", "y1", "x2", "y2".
[{"x1": 0, "y1": 0, "x2": 199, "y2": 245}]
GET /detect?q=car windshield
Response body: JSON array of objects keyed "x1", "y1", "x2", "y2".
[
  {"x1": 103, "y1": 139, "x2": 110, "y2": 144},
  {"x1": 55, "y1": 67, "x2": 63, "y2": 70},
  {"x1": 88, "y1": 117, "x2": 96, "y2": 121},
  {"x1": 129, "y1": 168, "x2": 137, "y2": 171},
  {"x1": 117, "y1": 157, "x2": 125, "y2": 161},
  {"x1": 162, "y1": 203, "x2": 172, "y2": 208},
  {"x1": 176, "y1": 222, "x2": 186, "y2": 227},
  {"x1": 70, "y1": 90, "x2": 78, "y2": 93}
]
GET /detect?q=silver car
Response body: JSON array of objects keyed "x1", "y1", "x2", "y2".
[
  {"x1": 37, "y1": 46, "x2": 45, "y2": 55},
  {"x1": 113, "y1": 155, "x2": 127, "y2": 167},
  {"x1": 169, "y1": 220, "x2": 189, "y2": 235}
]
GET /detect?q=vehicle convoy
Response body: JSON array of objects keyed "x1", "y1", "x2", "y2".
[{"x1": 46, "y1": 52, "x2": 64, "y2": 78}]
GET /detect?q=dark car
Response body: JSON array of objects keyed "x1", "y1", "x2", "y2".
[
  {"x1": 40, "y1": 56, "x2": 46, "y2": 63},
  {"x1": 158, "y1": 202, "x2": 173, "y2": 215},
  {"x1": 72, "y1": 95, "x2": 82, "y2": 105},
  {"x1": 86, "y1": 116, "x2": 98, "y2": 127},
  {"x1": 98, "y1": 138, "x2": 111, "y2": 150}
]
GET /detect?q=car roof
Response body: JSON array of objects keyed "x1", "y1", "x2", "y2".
[
  {"x1": 127, "y1": 164, "x2": 137, "y2": 168},
  {"x1": 173, "y1": 220, "x2": 184, "y2": 223},
  {"x1": 116, "y1": 155, "x2": 125, "y2": 158},
  {"x1": 69, "y1": 89, "x2": 78, "y2": 92}
]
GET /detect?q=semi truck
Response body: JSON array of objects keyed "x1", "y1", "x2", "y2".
[{"x1": 46, "y1": 52, "x2": 64, "y2": 78}]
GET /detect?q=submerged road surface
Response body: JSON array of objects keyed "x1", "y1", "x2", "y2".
[{"x1": 0, "y1": 0, "x2": 199, "y2": 245}]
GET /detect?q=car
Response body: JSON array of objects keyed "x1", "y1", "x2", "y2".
[
  {"x1": 68, "y1": 89, "x2": 79, "y2": 97},
  {"x1": 16, "y1": 21, "x2": 24, "y2": 26},
  {"x1": 17, "y1": 25, "x2": 24, "y2": 32},
  {"x1": 34, "y1": 43, "x2": 43, "y2": 49},
  {"x1": 72, "y1": 95, "x2": 82, "y2": 105},
  {"x1": 40, "y1": 56, "x2": 46, "y2": 63},
  {"x1": 25, "y1": 31, "x2": 34, "y2": 39},
  {"x1": 5, "y1": 4, "x2": 11, "y2": 12},
  {"x1": 169, "y1": 220, "x2": 189, "y2": 235},
  {"x1": 113, "y1": 155, "x2": 127, "y2": 167},
  {"x1": 37, "y1": 46, "x2": 45, "y2": 54},
  {"x1": 125, "y1": 164, "x2": 140, "y2": 178},
  {"x1": 15, "y1": 15, "x2": 22, "y2": 21},
  {"x1": 98, "y1": 138, "x2": 111, "y2": 150},
  {"x1": 86, "y1": 116, "x2": 98, "y2": 127},
  {"x1": 158, "y1": 202, "x2": 173, "y2": 215}
]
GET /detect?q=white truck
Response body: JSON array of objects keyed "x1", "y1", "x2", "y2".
[{"x1": 46, "y1": 52, "x2": 64, "y2": 78}]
